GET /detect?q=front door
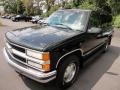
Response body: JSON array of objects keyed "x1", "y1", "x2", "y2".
[{"x1": 80, "y1": 11, "x2": 106, "y2": 55}]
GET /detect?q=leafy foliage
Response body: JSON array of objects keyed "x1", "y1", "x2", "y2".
[
  {"x1": 0, "y1": 0, "x2": 120, "y2": 27},
  {"x1": 107, "y1": 0, "x2": 120, "y2": 15},
  {"x1": 64, "y1": 3, "x2": 73, "y2": 9},
  {"x1": 113, "y1": 15, "x2": 120, "y2": 28},
  {"x1": 42, "y1": 5, "x2": 60, "y2": 17},
  {"x1": 79, "y1": 0, "x2": 96, "y2": 10},
  {"x1": 2, "y1": 0, "x2": 25, "y2": 14}
]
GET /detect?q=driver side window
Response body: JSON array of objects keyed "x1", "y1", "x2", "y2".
[
  {"x1": 89, "y1": 10, "x2": 112, "y2": 29},
  {"x1": 89, "y1": 11, "x2": 101, "y2": 28}
]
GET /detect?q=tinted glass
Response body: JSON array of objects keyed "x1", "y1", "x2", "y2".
[
  {"x1": 47, "y1": 10, "x2": 89, "y2": 31},
  {"x1": 89, "y1": 11, "x2": 101, "y2": 27}
]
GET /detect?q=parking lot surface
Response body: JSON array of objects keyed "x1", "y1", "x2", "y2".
[{"x1": 0, "y1": 18, "x2": 120, "y2": 90}]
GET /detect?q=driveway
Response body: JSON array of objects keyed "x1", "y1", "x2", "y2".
[{"x1": 0, "y1": 18, "x2": 120, "y2": 90}]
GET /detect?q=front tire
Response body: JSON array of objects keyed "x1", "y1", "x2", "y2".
[{"x1": 56, "y1": 55, "x2": 80, "y2": 88}]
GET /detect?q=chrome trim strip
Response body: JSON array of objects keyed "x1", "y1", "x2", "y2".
[
  {"x1": 56, "y1": 49, "x2": 83, "y2": 68},
  {"x1": 83, "y1": 42, "x2": 105, "y2": 56},
  {"x1": 6, "y1": 42, "x2": 12, "y2": 48},
  {"x1": 3, "y1": 48, "x2": 56, "y2": 83},
  {"x1": 56, "y1": 42, "x2": 105, "y2": 68}
]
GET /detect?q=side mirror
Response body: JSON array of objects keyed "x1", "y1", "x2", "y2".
[{"x1": 88, "y1": 27, "x2": 102, "y2": 34}]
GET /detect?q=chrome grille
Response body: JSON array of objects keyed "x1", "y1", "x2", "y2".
[
  {"x1": 5, "y1": 41, "x2": 45, "y2": 72},
  {"x1": 9, "y1": 43, "x2": 25, "y2": 53},
  {"x1": 6, "y1": 41, "x2": 26, "y2": 63},
  {"x1": 12, "y1": 53, "x2": 26, "y2": 63}
]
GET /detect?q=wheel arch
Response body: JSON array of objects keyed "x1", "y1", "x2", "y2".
[{"x1": 56, "y1": 49, "x2": 83, "y2": 69}]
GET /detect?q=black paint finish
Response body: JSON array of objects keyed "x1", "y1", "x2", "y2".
[{"x1": 5, "y1": 9, "x2": 114, "y2": 71}]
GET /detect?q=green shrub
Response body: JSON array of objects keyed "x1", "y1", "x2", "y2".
[
  {"x1": 64, "y1": 3, "x2": 73, "y2": 9},
  {"x1": 45, "y1": 5, "x2": 60, "y2": 17},
  {"x1": 113, "y1": 15, "x2": 120, "y2": 28},
  {"x1": 79, "y1": 1, "x2": 96, "y2": 10}
]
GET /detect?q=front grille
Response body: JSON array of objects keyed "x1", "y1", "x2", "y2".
[
  {"x1": 12, "y1": 53, "x2": 26, "y2": 63},
  {"x1": 9, "y1": 43, "x2": 25, "y2": 53},
  {"x1": 6, "y1": 49, "x2": 27, "y2": 68},
  {"x1": 6, "y1": 41, "x2": 26, "y2": 63},
  {"x1": 5, "y1": 41, "x2": 43, "y2": 72}
]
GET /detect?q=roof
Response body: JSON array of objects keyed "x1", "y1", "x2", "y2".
[{"x1": 58, "y1": 9, "x2": 92, "y2": 13}]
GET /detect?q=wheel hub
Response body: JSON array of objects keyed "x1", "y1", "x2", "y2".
[{"x1": 63, "y1": 63, "x2": 76, "y2": 83}]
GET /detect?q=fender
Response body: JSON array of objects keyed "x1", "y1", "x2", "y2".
[{"x1": 56, "y1": 49, "x2": 83, "y2": 68}]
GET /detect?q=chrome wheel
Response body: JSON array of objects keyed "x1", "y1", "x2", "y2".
[{"x1": 63, "y1": 63, "x2": 77, "y2": 83}]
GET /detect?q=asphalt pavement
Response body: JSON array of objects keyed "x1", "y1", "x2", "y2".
[{"x1": 0, "y1": 18, "x2": 120, "y2": 90}]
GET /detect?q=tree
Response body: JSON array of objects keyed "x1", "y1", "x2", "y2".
[
  {"x1": 1, "y1": 0, "x2": 25, "y2": 14},
  {"x1": 73, "y1": 0, "x2": 80, "y2": 7},
  {"x1": 22, "y1": 0, "x2": 33, "y2": 15},
  {"x1": 16, "y1": 0, "x2": 25, "y2": 14},
  {"x1": 45, "y1": 0, "x2": 55, "y2": 12},
  {"x1": 107, "y1": 0, "x2": 120, "y2": 15}
]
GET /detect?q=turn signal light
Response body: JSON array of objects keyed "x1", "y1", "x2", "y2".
[
  {"x1": 42, "y1": 64, "x2": 50, "y2": 71},
  {"x1": 42, "y1": 53, "x2": 50, "y2": 61}
]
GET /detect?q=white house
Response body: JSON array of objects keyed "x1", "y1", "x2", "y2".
[
  {"x1": 33, "y1": 0, "x2": 47, "y2": 13},
  {"x1": 33, "y1": 0, "x2": 73, "y2": 13},
  {"x1": 55, "y1": 0, "x2": 72, "y2": 5}
]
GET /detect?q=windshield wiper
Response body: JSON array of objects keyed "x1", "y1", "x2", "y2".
[{"x1": 53, "y1": 23, "x2": 73, "y2": 30}]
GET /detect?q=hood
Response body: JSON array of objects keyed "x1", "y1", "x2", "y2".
[{"x1": 6, "y1": 25, "x2": 78, "y2": 51}]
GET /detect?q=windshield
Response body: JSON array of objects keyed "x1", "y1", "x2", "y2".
[{"x1": 46, "y1": 10, "x2": 89, "y2": 31}]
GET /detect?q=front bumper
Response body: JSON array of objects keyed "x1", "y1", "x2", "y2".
[{"x1": 3, "y1": 48, "x2": 57, "y2": 83}]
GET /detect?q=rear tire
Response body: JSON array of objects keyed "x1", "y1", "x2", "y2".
[
  {"x1": 103, "y1": 40, "x2": 109, "y2": 53},
  {"x1": 56, "y1": 55, "x2": 80, "y2": 88}
]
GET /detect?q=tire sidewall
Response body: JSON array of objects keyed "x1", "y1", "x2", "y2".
[
  {"x1": 56, "y1": 55, "x2": 80, "y2": 88},
  {"x1": 104, "y1": 41, "x2": 109, "y2": 52}
]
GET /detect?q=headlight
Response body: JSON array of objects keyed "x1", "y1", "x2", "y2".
[
  {"x1": 26, "y1": 50, "x2": 50, "y2": 61},
  {"x1": 26, "y1": 50, "x2": 50, "y2": 71}
]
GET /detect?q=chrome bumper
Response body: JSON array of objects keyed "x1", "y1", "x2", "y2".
[{"x1": 3, "y1": 48, "x2": 57, "y2": 83}]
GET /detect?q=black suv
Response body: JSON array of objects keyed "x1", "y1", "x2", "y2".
[{"x1": 4, "y1": 9, "x2": 113, "y2": 88}]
